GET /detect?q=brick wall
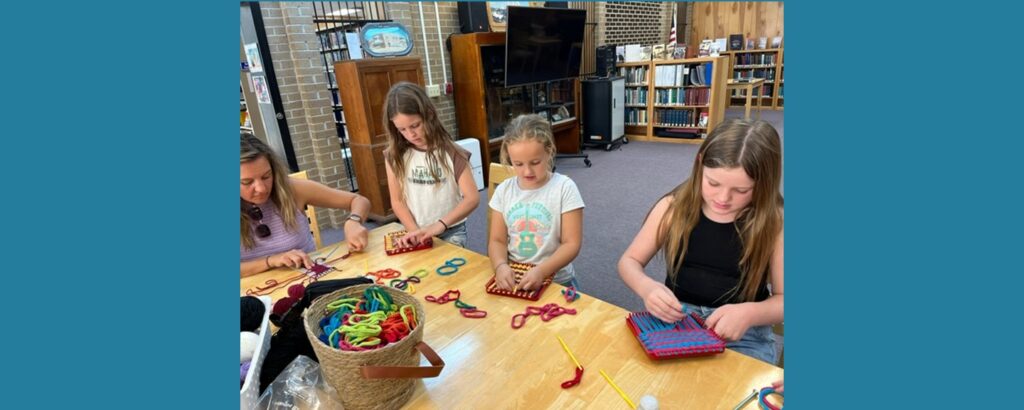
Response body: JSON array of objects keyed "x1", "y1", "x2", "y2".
[
  {"x1": 387, "y1": 2, "x2": 460, "y2": 138},
  {"x1": 597, "y1": 1, "x2": 674, "y2": 47},
  {"x1": 259, "y1": 3, "x2": 351, "y2": 228}
]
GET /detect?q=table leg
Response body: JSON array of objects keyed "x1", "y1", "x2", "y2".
[{"x1": 744, "y1": 85, "x2": 752, "y2": 119}]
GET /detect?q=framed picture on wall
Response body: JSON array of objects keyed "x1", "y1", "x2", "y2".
[{"x1": 486, "y1": 1, "x2": 532, "y2": 32}]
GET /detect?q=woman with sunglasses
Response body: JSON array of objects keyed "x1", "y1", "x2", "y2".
[{"x1": 240, "y1": 133, "x2": 371, "y2": 277}]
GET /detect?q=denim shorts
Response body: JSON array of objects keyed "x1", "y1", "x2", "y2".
[
  {"x1": 681, "y1": 302, "x2": 778, "y2": 365},
  {"x1": 438, "y1": 222, "x2": 467, "y2": 248}
]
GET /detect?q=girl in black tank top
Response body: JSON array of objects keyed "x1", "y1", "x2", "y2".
[{"x1": 617, "y1": 119, "x2": 783, "y2": 365}]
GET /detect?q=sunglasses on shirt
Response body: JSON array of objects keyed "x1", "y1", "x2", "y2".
[{"x1": 248, "y1": 206, "x2": 271, "y2": 238}]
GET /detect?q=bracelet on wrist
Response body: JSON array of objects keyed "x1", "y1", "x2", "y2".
[
  {"x1": 265, "y1": 255, "x2": 272, "y2": 269},
  {"x1": 438, "y1": 219, "x2": 449, "y2": 230}
]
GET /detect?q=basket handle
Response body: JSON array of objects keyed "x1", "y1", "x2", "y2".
[{"x1": 360, "y1": 341, "x2": 445, "y2": 379}]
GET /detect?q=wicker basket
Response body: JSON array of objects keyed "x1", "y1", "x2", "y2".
[{"x1": 303, "y1": 284, "x2": 444, "y2": 410}]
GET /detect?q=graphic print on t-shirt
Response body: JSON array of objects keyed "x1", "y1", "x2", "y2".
[
  {"x1": 507, "y1": 201, "x2": 552, "y2": 258},
  {"x1": 409, "y1": 163, "x2": 445, "y2": 185}
]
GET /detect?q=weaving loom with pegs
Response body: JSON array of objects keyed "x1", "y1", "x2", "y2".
[
  {"x1": 384, "y1": 230, "x2": 433, "y2": 256},
  {"x1": 485, "y1": 262, "x2": 551, "y2": 301},
  {"x1": 626, "y1": 311, "x2": 726, "y2": 360}
]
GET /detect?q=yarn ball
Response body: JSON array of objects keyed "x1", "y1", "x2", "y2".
[
  {"x1": 240, "y1": 296, "x2": 266, "y2": 332},
  {"x1": 272, "y1": 297, "x2": 296, "y2": 316},
  {"x1": 637, "y1": 395, "x2": 659, "y2": 410},
  {"x1": 241, "y1": 331, "x2": 260, "y2": 363},
  {"x1": 240, "y1": 361, "x2": 252, "y2": 388},
  {"x1": 287, "y1": 284, "x2": 305, "y2": 300}
]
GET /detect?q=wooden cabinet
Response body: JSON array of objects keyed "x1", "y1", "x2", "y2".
[
  {"x1": 450, "y1": 32, "x2": 581, "y2": 185},
  {"x1": 334, "y1": 57, "x2": 423, "y2": 221}
]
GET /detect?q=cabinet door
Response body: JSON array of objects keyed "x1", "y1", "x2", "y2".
[
  {"x1": 358, "y1": 68, "x2": 393, "y2": 146},
  {"x1": 611, "y1": 78, "x2": 625, "y2": 139}
]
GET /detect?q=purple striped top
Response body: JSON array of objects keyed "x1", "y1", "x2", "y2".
[{"x1": 240, "y1": 200, "x2": 315, "y2": 262}]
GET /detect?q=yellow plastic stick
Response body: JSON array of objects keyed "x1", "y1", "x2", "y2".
[
  {"x1": 556, "y1": 335, "x2": 583, "y2": 369},
  {"x1": 599, "y1": 369, "x2": 637, "y2": 410}
]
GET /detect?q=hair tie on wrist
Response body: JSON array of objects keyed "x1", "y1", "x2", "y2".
[
  {"x1": 438, "y1": 219, "x2": 449, "y2": 230},
  {"x1": 265, "y1": 255, "x2": 272, "y2": 269}
]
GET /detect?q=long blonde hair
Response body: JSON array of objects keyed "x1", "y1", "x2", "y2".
[
  {"x1": 500, "y1": 114, "x2": 556, "y2": 171},
  {"x1": 383, "y1": 82, "x2": 459, "y2": 197},
  {"x1": 240, "y1": 133, "x2": 299, "y2": 249},
  {"x1": 659, "y1": 119, "x2": 783, "y2": 302}
]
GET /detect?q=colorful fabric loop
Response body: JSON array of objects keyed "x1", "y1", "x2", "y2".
[
  {"x1": 561, "y1": 365, "x2": 584, "y2": 389},
  {"x1": 561, "y1": 286, "x2": 580, "y2": 303},
  {"x1": 365, "y1": 268, "x2": 402, "y2": 284},
  {"x1": 317, "y1": 285, "x2": 416, "y2": 351},
  {"x1": 425, "y1": 289, "x2": 487, "y2": 319},
  {"x1": 758, "y1": 387, "x2": 783, "y2": 410},
  {"x1": 435, "y1": 257, "x2": 467, "y2": 276},
  {"x1": 510, "y1": 303, "x2": 577, "y2": 329}
]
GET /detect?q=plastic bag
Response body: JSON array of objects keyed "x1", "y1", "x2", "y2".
[{"x1": 254, "y1": 355, "x2": 344, "y2": 410}]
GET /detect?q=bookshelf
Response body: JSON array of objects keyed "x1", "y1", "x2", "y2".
[
  {"x1": 617, "y1": 56, "x2": 729, "y2": 145},
  {"x1": 720, "y1": 48, "x2": 784, "y2": 110}
]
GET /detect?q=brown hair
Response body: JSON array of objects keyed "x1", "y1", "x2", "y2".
[
  {"x1": 240, "y1": 132, "x2": 299, "y2": 249},
  {"x1": 499, "y1": 113, "x2": 556, "y2": 171},
  {"x1": 659, "y1": 119, "x2": 783, "y2": 302},
  {"x1": 382, "y1": 82, "x2": 459, "y2": 197}
]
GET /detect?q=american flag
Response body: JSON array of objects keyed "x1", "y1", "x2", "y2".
[{"x1": 668, "y1": 21, "x2": 677, "y2": 47}]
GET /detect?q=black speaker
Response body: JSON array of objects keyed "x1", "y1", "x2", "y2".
[
  {"x1": 458, "y1": 2, "x2": 490, "y2": 33},
  {"x1": 595, "y1": 45, "x2": 616, "y2": 78}
]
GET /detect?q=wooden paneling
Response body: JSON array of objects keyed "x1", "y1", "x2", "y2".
[
  {"x1": 690, "y1": 2, "x2": 783, "y2": 49},
  {"x1": 334, "y1": 57, "x2": 424, "y2": 221}
]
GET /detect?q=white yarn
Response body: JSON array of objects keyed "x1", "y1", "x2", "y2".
[
  {"x1": 240, "y1": 331, "x2": 260, "y2": 363},
  {"x1": 637, "y1": 394, "x2": 659, "y2": 410}
]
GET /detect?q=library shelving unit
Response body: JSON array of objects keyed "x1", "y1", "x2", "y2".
[
  {"x1": 720, "y1": 47, "x2": 784, "y2": 110},
  {"x1": 617, "y1": 56, "x2": 729, "y2": 145}
]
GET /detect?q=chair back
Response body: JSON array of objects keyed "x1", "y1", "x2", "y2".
[
  {"x1": 289, "y1": 171, "x2": 323, "y2": 249},
  {"x1": 486, "y1": 163, "x2": 515, "y2": 238}
]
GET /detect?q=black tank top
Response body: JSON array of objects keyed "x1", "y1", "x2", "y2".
[{"x1": 665, "y1": 210, "x2": 770, "y2": 307}]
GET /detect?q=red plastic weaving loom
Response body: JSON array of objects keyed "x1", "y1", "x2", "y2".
[
  {"x1": 485, "y1": 262, "x2": 551, "y2": 301},
  {"x1": 383, "y1": 230, "x2": 433, "y2": 256},
  {"x1": 626, "y1": 311, "x2": 726, "y2": 360}
]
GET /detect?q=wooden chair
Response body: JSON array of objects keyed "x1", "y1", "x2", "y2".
[
  {"x1": 486, "y1": 162, "x2": 515, "y2": 239},
  {"x1": 289, "y1": 171, "x2": 323, "y2": 249}
]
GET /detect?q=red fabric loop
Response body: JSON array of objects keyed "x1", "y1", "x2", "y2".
[
  {"x1": 560, "y1": 366, "x2": 584, "y2": 389},
  {"x1": 460, "y1": 308, "x2": 487, "y2": 318}
]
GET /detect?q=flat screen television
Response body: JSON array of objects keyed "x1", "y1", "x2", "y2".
[{"x1": 504, "y1": 6, "x2": 586, "y2": 87}]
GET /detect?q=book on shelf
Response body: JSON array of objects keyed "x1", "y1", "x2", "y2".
[
  {"x1": 672, "y1": 45, "x2": 687, "y2": 59},
  {"x1": 624, "y1": 44, "x2": 642, "y2": 62},
  {"x1": 771, "y1": 36, "x2": 783, "y2": 48},
  {"x1": 698, "y1": 39, "x2": 713, "y2": 57},
  {"x1": 639, "y1": 45, "x2": 652, "y2": 61},
  {"x1": 615, "y1": 46, "x2": 625, "y2": 63},
  {"x1": 758, "y1": 37, "x2": 768, "y2": 49},
  {"x1": 712, "y1": 38, "x2": 727, "y2": 56},
  {"x1": 729, "y1": 34, "x2": 743, "y2": 51},
  {"x1": 652, "y1": 44, "x2": 666, "y2": 60},
  {"x1": 698, "y1": 112, "x2": 709, "y2": 128},
  {"x1": 745, "y1": 38, "x2": 755, "y2": 50}
]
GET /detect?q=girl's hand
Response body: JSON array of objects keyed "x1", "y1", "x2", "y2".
[
  {"x1": 517, "y1": 266, "x2": 547, "y2": 291},
  {"x1": 399, "y1": 222, "x2": 444, "y2": 247},
  {"x1": 397, "y1": 229, "x2": 424, "y2": 247},
  {"x1": 705, "y1": 303, "x2": 755, "y2": 342},
  {"x1": 344, "y1": 220, "x2": 368, "y2": 252},
  {"x1": 270, "y1": 249, "x2": 313, "y2": 270},
  {"x1": 772, "y1": 380, "x2": 784, "y2": 394},
  {"x1": 642, "y1": 283, "x2": 685, "y2": 323},
  {"x1": 494, "y1": 263, "x2": 516, "y2": 290}
]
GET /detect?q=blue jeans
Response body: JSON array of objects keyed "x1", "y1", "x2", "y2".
[
  {"x1": 682, "y1": 302, "x2": 778, "y2": 365},
  {"x1": 438, "y1": 222, "x2": 467, "y2": 248}
]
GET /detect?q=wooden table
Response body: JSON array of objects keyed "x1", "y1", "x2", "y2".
[
  {"x1": 241, "y1": 223, "x2": 783, "y2": 409},
  {"x1": 727, "y1": 78, "x2": 766, "y2": 120}
]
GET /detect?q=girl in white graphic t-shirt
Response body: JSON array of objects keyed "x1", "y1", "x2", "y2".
[{"x1": 488, "y1": 114, "x2": 585, "y2": 291}]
